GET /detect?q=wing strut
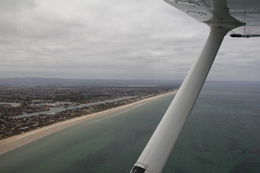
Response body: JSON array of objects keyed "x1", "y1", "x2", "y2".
[
  {"x1": 130, "y1": 1, "x2": 244, "y2": 172},
  {"x1": 130, "y1": 27, "x2": 225, "y2": 173}
]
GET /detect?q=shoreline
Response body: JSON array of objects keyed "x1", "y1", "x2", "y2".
[{"x1": 0, "y1": 90, "x2": 177, "y2": 155}]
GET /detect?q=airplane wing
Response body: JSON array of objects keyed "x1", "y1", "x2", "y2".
[
  {"x1": 130, "y1": 1, "x2": 260, "y2": 173},
  {"x1": 164, "y1": 0, "x2": 260, "y2": 37}
]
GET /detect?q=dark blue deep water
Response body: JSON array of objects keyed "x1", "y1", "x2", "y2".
[{"x1": 0, "y1": 81, "x2": 259, "y2": 173}]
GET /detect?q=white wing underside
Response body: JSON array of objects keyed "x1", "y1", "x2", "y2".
[{"x1": 165, "y1": 0, "x2": 260, "y2": 36}]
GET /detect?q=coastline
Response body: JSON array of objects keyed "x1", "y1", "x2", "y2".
[{"x1": 0, "y1": 90, "x2": 177, "y2": 155}]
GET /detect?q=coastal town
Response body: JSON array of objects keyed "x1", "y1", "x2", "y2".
[{"x1": 0, "y1": 79, "x2": 178, "y2": 139}]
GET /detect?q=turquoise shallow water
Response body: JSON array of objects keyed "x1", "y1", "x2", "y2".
[{"x1": 0, "y1": 81, "x2": 259, "y2": 173}]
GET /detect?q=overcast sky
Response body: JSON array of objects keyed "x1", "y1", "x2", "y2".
[{"x1": 0, "y1": 0, "x2": 259, "y2": 81}]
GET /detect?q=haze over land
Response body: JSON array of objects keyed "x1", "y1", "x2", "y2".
[
  {"x1": 0, "y1": 77, "x2": 182, "y2": 86},
  {"x1": 0, "y1": 0, "x2": 259, "y2": 81}
]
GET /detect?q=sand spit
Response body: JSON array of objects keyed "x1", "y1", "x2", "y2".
[{"x1": 0, "y1": 90, "x2": 177, "y2": 154}]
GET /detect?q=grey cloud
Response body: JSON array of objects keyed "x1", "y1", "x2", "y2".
[{"x1": 0, "y1": 0, "x2": 259, "y2": 81}]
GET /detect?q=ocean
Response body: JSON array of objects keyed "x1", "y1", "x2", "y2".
[{"x1": 0, "y1": 81, "x2": 259, "y2": 173}]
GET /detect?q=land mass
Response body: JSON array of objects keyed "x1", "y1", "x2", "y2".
[
  {"x1": 0, "y1": 80, "x2": 178, "y2": 139},
  {"x1": 0, "y1": 78, "x2": 180, "y2": 154},
  {"x1": 0, "y1": 91, "x2": 177, "y2": 155}
]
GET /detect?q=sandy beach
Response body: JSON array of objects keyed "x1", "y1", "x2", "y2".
[{"x1": 0, "y1": 91, "x2": 177, "y2": 155}]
